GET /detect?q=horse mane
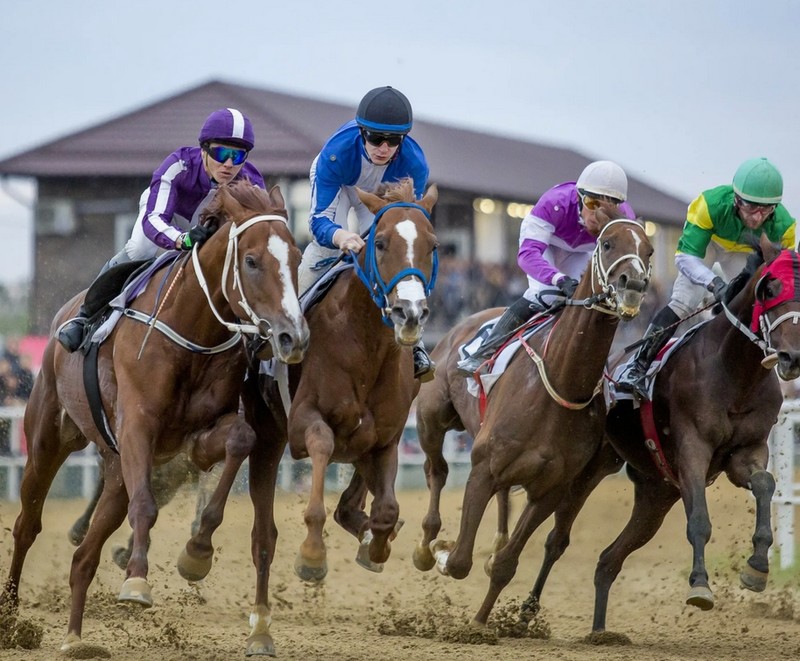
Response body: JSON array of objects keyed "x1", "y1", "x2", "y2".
[
  {"x1": 719, "y1": 234, "x2": 772, "y2": 306},
  {"x1": 199, "y1": 180, "x2": 286, "y2": 228},
  {"x1": 373, "y1": 177, "x2": 416, "y2": 203}
]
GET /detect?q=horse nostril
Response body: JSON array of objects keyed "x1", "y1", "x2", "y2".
[{"x1": 420, "y1": 308, "x2": 430, "y2": 325}]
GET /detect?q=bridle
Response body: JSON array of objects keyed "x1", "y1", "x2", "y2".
[{"x1": 349, "y1": 201, "x2": 439, "y2": 327}]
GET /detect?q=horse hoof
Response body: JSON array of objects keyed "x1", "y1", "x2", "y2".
[
  {"x1": 111, "y1": 544, "x2": 131, "y2": 570},
  {"x1": 355, "y1": 542, "x2": 384, "y2": 573},
  {"x1": 177, "y1": 547, "x2": 213, "y2": 582},
  {"x1": 412, "y1": 542, "x2": 435, "y2": 571},
  {"x1": 67, "y1": 526, "x2": 86, "y2": 547},
  {"x1": 61, "y1": 633, "x2": 111, "y2": 657},
  {"x1": 430, "y1": 539, "x2": 453, "y2": 576},
  {"x1": 740, "y1": 564, "x2": 768, "y2": 592},
  {"x1": 118, "y1": 577, "x2": 153, "y2": 608},
  {"x1": 685, "y1": 585, "x2": 714, "y2": 610},
  {"x1": 246, "y1": 633, "x2": 276, "y2": 657},
  {"x1": 294, "y1": 554, "x2": 327, "y2": 583}
]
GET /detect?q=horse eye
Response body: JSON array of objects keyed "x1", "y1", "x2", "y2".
[
  {"x1": 375, "y1": 238, "x2": 386, "y2": 251},
  {"x1": 602, "y1": 241, "x2": 611, "y2": 250},
  {"x1": 244, "y1": 255, "x2": 258, "y2": 269}
]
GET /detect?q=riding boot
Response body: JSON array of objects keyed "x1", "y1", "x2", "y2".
[
  {"x1": 57, "y1": 250, "x2": 131, "y2": 353},
  {"x1": 456, "y1": 297, "x2": 539, "y2": 376},
  {"x1": 616, "y1": 306, "x2": 681, "y2": 399},
  {"x1": 413, "y1": 342, "x2": 436, "y2": 383}
]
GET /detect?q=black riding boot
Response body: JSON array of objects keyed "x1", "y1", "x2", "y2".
[
  {"x1": 413, "y1": 342, "x2": 436, "y2": 382},
  {"x1": 456, "y1": 297, "x2": 539, "y2": 376},
  {"x1": 57, "y1": 250, "x2": 132, "y2": 353},
  {"x1": 616, "y1": 306, "x2": 681, "y2": 399}
]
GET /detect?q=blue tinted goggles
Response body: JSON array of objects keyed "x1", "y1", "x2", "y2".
[{"x1": 205, "y1": 145, "x2": 248, "y2": 166}]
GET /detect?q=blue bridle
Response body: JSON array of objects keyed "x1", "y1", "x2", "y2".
[{"x1": 348, "y1": 201, "x2": 439, "y2": 327}]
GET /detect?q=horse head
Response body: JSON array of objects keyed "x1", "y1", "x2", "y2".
[
  {"x1": 355, "y1": 179, "x2": 439, "y2": 345},
  {"x1": 746, "y1": 233, "x2": 800, "y2": 380},
  {"x1": 198, "y1": 182, "x2": 309, "y2": 364},
  {"x1": 588, "y1": 210, "x2": 653, "y2": 320}
]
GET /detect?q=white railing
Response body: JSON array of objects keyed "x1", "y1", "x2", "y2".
[{"x1": 768, "y1": 398, "x2": 800, "y2": 569}]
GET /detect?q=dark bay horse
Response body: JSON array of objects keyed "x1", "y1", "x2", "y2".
[
  {"x1": 519, "y1": 234, "x2": 800, "y2": 641},
  {"x1": 238, "y1": 179, "x2": 438, "y2": 656},
  {"x1": 414, "y1": 216, "x2": 653, "y2": 628},
  {"x1": 1, "y1": 182, "x2": 309, "y2": 655}
]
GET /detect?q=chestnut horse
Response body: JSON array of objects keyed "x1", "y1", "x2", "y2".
[
  {"x1": 238, "y1": 179, "x2": 438, "y2": 656},
  {"x1": 518, "y1": 234, "x2": 800, "y2": 640},
  {"x1": 0, "y1": 182, "x2": 309, "y2": 656},
  {"x1": 415, "y1": 216, "x2": 653, "y2": 628}
]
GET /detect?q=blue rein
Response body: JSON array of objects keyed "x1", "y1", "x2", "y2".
[{"x1": 348, "y1": 201, "x2": 439, "y2": 327}]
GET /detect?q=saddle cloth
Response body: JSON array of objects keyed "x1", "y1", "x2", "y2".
[{"x1": 610, "y1": 322, "x2": 706, "y2": 405}]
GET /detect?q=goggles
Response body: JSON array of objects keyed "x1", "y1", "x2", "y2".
[
  {"x1": 205, "y1": 145, "x2": 249, "y2": 166},
  {"x1": 578, "y1": 189, "x2": 623, "y2": 210},
  {"x1": 736, "y1": 196, "x2": 777, "y2": 215},
  {"x1": 362, "y1": 130, "x2": 404, "y2": 147}
]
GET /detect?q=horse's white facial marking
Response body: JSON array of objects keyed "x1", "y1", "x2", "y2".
[
  {"x1": 628, "y1": 228, "x2": 647, "y2": 274},
  {"x1": 394, "y1": 218, "x2": 426, "y2": 302},
  {"x1": 396, "y1": 219, "x2": 418, "y2": 266},
  {"x1": 268, "y1": 236, "x2": 302, "y2": 322}
]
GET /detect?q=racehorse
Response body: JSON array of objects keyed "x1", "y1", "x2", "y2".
[
  {"x1": 238, "y1": 178, "x2": 438, "y2": 656},
  {"x1": 415, "y1": 214, "x2": 653, "y2": 628},
  {"x1": 0, "y1": 181, "x2": 309, "y2": 655},
  {"x1": 517, "y1": 233, "x2": 800, "y2": 640}
]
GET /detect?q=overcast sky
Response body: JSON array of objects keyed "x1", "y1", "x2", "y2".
[{"x1": 1, "y1": 0, "x2": 798, "y2": 285}]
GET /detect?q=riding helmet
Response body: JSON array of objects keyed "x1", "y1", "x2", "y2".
[
  {"x1": 576, "y1": 161, "x2": 628, "y2": 202},
  {"x1": 356, "y1": 87, "x2": 413, "y2": 134},
  {"x1": 733, "y1": 157, "x2": 783, "y2": 204},
  {"x1": 198, "y1": 108, "x2": 255, "y2": 151}
]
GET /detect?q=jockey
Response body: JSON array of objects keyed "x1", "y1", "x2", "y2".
[
  {"x1": 457, "y1": 160, "x2": 636, "y2": 376},
  {"x1": 617, "y1": 157, "x2": 796, "y2": 399},
  {"x1": 297, "y1": 86, "x2": 435, "y2": 381},
  {"x1": 57, "y1": 108, "x2": 266, "y2": 353}
]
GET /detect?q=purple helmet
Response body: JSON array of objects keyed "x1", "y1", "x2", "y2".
[{"x1": 198, "y1": 108, "x2": 255, "y2": 151}]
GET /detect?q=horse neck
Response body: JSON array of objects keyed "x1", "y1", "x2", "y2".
[
  {"x1": 538, "y1": 303, "x2": 619, "y2": 398},
  {"x1": 333, "y1": 273, "x2": 397, "y2": 351}
]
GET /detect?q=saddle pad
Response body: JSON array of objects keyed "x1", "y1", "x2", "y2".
[{"x1": 610, "y1": 322, "x2": 707, "y2": 405}]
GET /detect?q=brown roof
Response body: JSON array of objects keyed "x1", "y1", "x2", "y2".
[{"x1": 0, "y1": 79, "x2": 688, "y2": 222}]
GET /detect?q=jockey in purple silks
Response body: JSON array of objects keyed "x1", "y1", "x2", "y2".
[
  {"x1": 57, "y1": 108, "x2": 267, "y2": 353},
  {"x1": 457, "y1": 160, "x2": 636, "y2": 376}
]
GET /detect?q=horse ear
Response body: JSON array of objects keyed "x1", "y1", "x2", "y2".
[
  {"x1": 760, "y1": 231, "x2": 781, "y2": 263},
  {"x1": 356, "y1": 187, "x2": 385, "y2": 214},
  {"x1": 420, "y1": 184, "x2": 438, "y2": 213},
  {"x1": 268, "y1": 185, "x2": 286, "y2": 210}
]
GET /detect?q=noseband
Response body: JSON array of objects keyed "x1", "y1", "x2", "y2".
[
  {"x1": 350, "y1": 201, "x2": 439, "y2": 327},
  {"x1": 586, "y1": 219, "x2": 651, "y2": 315}
]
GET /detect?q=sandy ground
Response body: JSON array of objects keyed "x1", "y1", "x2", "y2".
[{"x1": 0, "y1": 473, "x2": 798, "y2": 660}]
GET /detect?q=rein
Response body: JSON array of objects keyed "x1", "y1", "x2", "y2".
[
  {"x1": 349, "y1": 201, "x2": 438, "y2": 327},
  {"x1": 126, "y1": 213, "x2": 288, "y2": 355}
]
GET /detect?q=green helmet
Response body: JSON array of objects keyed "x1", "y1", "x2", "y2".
[{"x1": 732, "y1": 157, "x2": 783, "y2": 204}]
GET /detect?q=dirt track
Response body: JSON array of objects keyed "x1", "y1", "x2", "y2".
[{"x1": 1, "y1": 474, "x2": 798, "y2": 660}]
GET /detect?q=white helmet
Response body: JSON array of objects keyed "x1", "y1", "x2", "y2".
[{"x1": 576, "y1": 160, "x2": 628, "y2": 202}]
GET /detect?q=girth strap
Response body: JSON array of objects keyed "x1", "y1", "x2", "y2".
[{"x1": 82, "y1": 342, "x2": 119, "y2": 454}]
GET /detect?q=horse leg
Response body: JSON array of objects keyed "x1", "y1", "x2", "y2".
[
  {"x1": 243, "y1": 397, "x2": 286, "y2": 657},
  {"x1": 294, "y1": 417, "x2": 334, "y2": 582},
  {"x1": 2, "y1": 389, "x2": 82, "y2": 613},
  {"x1": 724, "y1": 449, "x2": 775, "y2": 592},
  {"x1": 178, "y1": 413, "x2": 256, "y2": 582},
  {"x1": 592, "y1": 468, "x2": 678, "y2": 634},
  {"x1": 355, "y1": 443, "x2": 401, "y2": 570},
  {"x1": 333, "y1": 468, "x2": 368, "y2": 537},
  {"x1": 432, "y1": 458, "x2": 496, "y2": 580},
  {"x1": 113, "y1": 455, "x2": 201, "y2": 570},
  {"x1": 413, "y1": 413, "x2": 450, "y2": 571},
  {"x1": 67, "y1": 459, "x2": 104, "y2": 547},
  {"x1": 474, "y1": 488, "x2": 564, "y2": 626},
  {"x1": 62, "y1": 468, "x2": 129, "y2": 652},
  {"x1": 520, "y1": 442, "x2": 623, "y2": 618}
]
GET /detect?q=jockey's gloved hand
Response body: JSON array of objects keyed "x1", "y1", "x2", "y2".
[
  {"x1": 707, "y1": 276, "x2": 728, "y2": 303},
  {"x1": 557, "y1": 276, "x2": 579, "y2": 298},
  {"x1": 179, "y1": 224, "x2": 215, "y2": 251}
]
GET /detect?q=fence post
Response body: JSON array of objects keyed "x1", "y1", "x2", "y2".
[{"x1": 770, "y1": 400, "x2": 799, "y2": 570}]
